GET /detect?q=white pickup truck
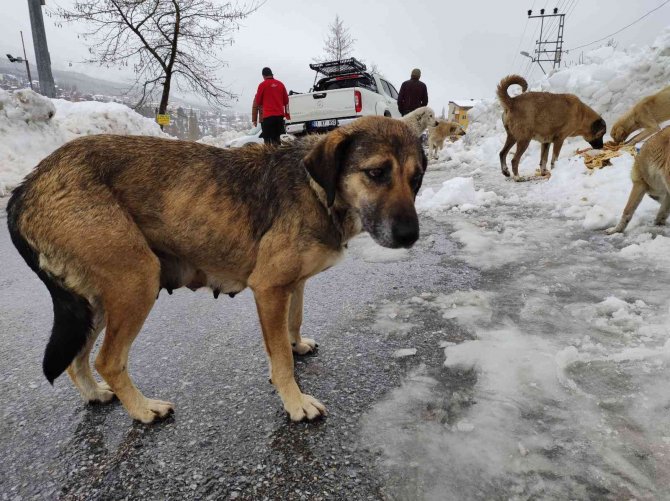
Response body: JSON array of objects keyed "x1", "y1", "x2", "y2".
[{"x1": 286, "y1": 58, "x2": 401, "y2": 135}]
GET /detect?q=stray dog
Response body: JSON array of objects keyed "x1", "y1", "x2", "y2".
[
  {"x1": 7, "y1": 116, "x2": 427, "y2": 424},
  {"x1": 497, "y1": 75, "x2": 606, "y2": 179},
  {"x1": 428, "y1": 120, "x2": 465, "y2": 159},
  {"x1": 611, "y1": 85, "x2": 670, "y2": 145},
  {"x1": 400, "y1": 106, "x2": 438, "y2": 137},
  {"x1": 606, "y1": 126, "x2": 670, "y2": 234}
]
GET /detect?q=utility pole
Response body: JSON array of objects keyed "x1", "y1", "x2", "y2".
[
  {"x1": 521, "y1": 7, "x2": 566, "y2": 75},
  {"x1": 20, "y1": 31, "x2": 34, "y2": 90},
  {"x1": 27, "y1": 0, "x2": 56, "y2": 97}
]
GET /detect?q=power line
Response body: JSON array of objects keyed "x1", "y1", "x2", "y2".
[{"x1": 566, "y1": 0, "x2": 670, "y2": 52}]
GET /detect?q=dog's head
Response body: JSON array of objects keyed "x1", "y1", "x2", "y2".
[
  {"x1": 303, "y1": 116, "x2": 426, "y2": 249},
  {"x1": 585, "y1": 117, "x2": 607, "y2": 149},
  {"x1": 610, "y1": 121, "x2": 628, "y2": 144},
  {"x1": 415, "y1": 107, "x2": 439, "y2": 130}
]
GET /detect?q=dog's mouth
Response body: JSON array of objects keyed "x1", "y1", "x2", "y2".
[{"x1": 360, "y1": 207, "x2": 419, "y2": 249}]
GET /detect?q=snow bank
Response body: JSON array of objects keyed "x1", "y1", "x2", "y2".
[
  {"x1": 198, "y1": 129, "x2": 246, "y2": 148},
  {"x1": 416, "y1": 176, "x2": 498, "y2": 212},
  {"x1": 0, "y1": 89, "x2": 166, "y2": 194}
]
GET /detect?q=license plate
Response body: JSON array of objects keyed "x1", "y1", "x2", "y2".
[{"x1": 310, "y1": 119, "x2": 337, "y2": 128}]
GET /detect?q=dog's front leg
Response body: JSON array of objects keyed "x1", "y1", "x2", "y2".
[
  {"x1": 606, "y1": 181, "x2": 647, "y2": 234},
  {"x1": 254, "y1": 286, "x2": 326, "y2": 421},
  {"x1": 289, "y1": 280, "x2": 317, "y2": 355}
]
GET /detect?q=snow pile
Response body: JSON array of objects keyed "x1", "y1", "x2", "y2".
[
  {"x1": 416, "y1": 176, "x2": 498, "y2": 212},
  {"x1": 619, "y1": 232, "x2": 670, "y2": 265},
  {"x1": 198, "y1": 129, "x2": 246, "y2": 148},
  {"x1": 0, "y1": 89, "x2": 165, "y2": 194}
]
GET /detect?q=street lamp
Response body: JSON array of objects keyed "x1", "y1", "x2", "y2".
[
  {"x1": 520, "y1": 51, "x2": 532, "y2": 59},
  {"x1": 6, "y1": 31, "x2": 34, "y2": 90},
  {"x1": 6, "y1": 54, "x2": 33, "y2": 90}
]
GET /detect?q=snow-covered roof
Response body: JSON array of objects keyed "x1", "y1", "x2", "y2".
[{"x1": 449, "y1": 99, "x2": 480, "y2": 109}]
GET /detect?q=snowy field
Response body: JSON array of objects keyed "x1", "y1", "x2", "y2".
[{"x1": 359, "y1": 29, "x2": 670, "y2": 499}]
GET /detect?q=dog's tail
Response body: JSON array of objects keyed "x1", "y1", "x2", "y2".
[
  {"x1": 497, "y1": 75, "x2": 528, "y2": 110},
  {"x1": 6, "y1": 183, "x2": 93, "y2": 384}
]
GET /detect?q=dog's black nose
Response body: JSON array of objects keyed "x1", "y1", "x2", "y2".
[
  {"x1": 392, "y1": 219, "x2": 419, "y2": 248},
  {"x1": 589, "y1": 138, "x2": 604, "y2": 149}
]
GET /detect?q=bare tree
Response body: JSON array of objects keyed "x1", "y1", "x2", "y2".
[
  {"x1": 55, "y1": 0, "x2": 261, "y2": 116},
  {"x1": 318, "y1": 14, "x2": 356, "y2": 61}
]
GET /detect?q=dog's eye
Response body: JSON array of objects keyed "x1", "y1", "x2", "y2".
[{"x1": 365, "y1": 168, "x2": 385, "y2": 179}]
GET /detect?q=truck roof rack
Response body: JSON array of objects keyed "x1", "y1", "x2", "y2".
[{"x1": 309, "y1": 58, "x2": 368, "y2": 77}]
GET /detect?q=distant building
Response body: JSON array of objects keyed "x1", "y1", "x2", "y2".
[{"x1": 448, "y1": 99, "x2": 479, "y2": 129}]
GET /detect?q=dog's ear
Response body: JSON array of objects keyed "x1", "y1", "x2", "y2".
[
  {"x1": 302, "y1": 129, "x2": 351, "y2": 207},
  {"x1": 591, "y1": 118, "x2": 606, "y2": 137}
]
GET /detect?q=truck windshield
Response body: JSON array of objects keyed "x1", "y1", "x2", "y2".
[{"x1": 315, "y1": 75, "x2": 377, "y2": 93}]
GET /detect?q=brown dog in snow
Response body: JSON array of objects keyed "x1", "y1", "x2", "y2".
[
  {"x1": 6, "y1": 116, "x2": 426, "y2": 424},
  {"x1": 610, "y1": 86, "x2": 670, "y2": 145},
  {"x1": 606, "y1": 126, "x2": 670, "y2": 234},
  {"x1": 497, "y1": 75, "x2": 606, "y2": 180},
  {"x1": 427, "y1": 120, "x2": 465, "y2": 159}
]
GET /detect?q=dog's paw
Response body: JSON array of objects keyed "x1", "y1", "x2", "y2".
[
  {"x1": 501, "y1": 169, "x2": 511, "y2": 177},
  {"x1": 292, "y1": 337, "x2": 318, "y2": 355},
  {"x1": 132, "y1": 398, "x2": 175, "y2": 424},
  {"x1": 513, "y1": 175, "x2": 523, "y2": 182},
  {"x1": 605, "y1": 226, "x2": 622, "y2": 235},
  {"x1": 87, "y1": 382, "x2": 116, "y2": 404},
  {"x1": 654, "y1": 220, "x2": 666, "y2": 227},
  {"x1": 285, "y1": 393, "x2": 326, "y2": 421}
]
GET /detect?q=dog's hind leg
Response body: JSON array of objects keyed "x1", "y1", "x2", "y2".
[
  {"x1": 551, "y1": 138, "x2": 565, "y2": 170},
  {"x1": 539, "y1": 143, "x2": 550, "y2": 176},
  {"x1": 606, "y1": 181, "x2": 647, "y2": 234},
  {"x1": 254, "y1": 285, "x2": 326, "y2": 421},
  {"x1": 289, "y1": 280, "x2": 317, "y2": 355},
  {"x1": 94, "y1": 250, "x2": 174, "y2": 424},
  {"x1": 66, "y1": 303, "x2": 114, "y2": 404},
  {"x1": 499, "y1": 133, "x2": 515, "y2": 177},
  {"x1": 511, "y1": 139, "x2": 531, "y2": 180}
]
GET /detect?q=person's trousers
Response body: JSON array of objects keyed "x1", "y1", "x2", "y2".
[{"x1": 261, "y1": 116, "x2": 286, "y2": 145}]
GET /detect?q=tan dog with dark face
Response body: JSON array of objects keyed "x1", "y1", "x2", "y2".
[
  {"x1": 497, "y1": 75, "x2": 606, "y2": 180},
  {"x1": 606, "y1": 126, "x2": 670, "y2": 234},
  {"x1": 611, "y1": 86, "x2": 670, "y2": 145},
  {"x1": 7, "y1": 116, "x2": 426, "y2": 423},
  {"x1": 428, "y1": 120, "x2": 466, "y2": 159}
]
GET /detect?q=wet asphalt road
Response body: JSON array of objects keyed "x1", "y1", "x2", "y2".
[{"x1": 0, "y1": 193, "x2": 478, "y2": 500}]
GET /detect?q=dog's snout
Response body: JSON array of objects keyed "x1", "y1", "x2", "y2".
[
  {"x1": 391, "y1": 215, "x2": 419, "y2": 248},
  {"x1": 589, "y1": 137, "x2": 604, "y2": 149}
]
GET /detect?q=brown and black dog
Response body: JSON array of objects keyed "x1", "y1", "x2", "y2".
[
  {"x1": 7, "y1": 116, "x2": 426, "y2": 423},
  {"x1": 497, "y1": 75, "x2": 606, "y2": 179}
]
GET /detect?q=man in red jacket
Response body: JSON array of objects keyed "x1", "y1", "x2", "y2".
[
  {"x1": 253, "y1": 67, "x2": 290, "y2": 145},
  {"x1": 397, "y1": 68, "x2": 428, "y2": 116}
]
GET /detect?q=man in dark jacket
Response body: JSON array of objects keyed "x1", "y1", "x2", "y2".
[
  {"x1": 253, "y1": 67, "x2": 290, "y2": 145},
  {"x1": 397, "y1": 68, "x2": 428, "y2": 116}
]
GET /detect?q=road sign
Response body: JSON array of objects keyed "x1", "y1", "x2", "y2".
[{"x1": 156, "y1": 114, "x2": 170, "y2": 126}]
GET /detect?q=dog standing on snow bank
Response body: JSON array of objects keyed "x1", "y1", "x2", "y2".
[
  {"x1": 606, "y1": 126, "x2": 670, "y2": 234},
  {"x1": 497, "y1": 75, "x2": 606, "y2": 180},
  {"x1": 428, "y1": 120, "x2": 465, "y2": 159},
  {"x1": 610, "y1": 86, "x2": 670, "y2": 145},
  {"x1": 6, "y1": 116, "x2": 427, "y2": 424},
  {"x1": 400, "y1": 106, "x2": 438, "y2": 137}
]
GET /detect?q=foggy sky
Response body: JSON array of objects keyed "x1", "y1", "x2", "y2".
[{"x1": 2, "y1": 0, "x2": 670, "y2": 114}]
